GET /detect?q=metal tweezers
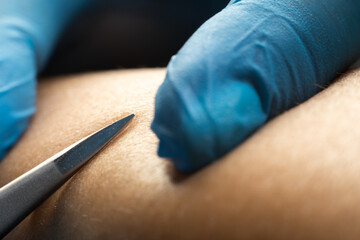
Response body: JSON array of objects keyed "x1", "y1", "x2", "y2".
[{"x1": 0, "y1": 114, "x2": 134, "y2": 238}]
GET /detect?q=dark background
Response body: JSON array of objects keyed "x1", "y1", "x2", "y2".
[{"x1": 43, "y1": 0, "x2": 229, "y2": 75}]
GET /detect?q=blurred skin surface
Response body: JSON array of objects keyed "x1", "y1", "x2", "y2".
[{"x1": 1, "y1": 68, "x2": 360, "y2": 239}]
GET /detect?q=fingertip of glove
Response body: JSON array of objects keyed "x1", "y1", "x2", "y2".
[
  {"x1": 0, "y1": 59, "x2": 36, "y2": 161},
  {"x1": 151, "y1": 77, "x2": 214, "y2": 173}
]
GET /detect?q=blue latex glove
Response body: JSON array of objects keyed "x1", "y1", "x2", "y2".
[
  {"x1": 152, "y1": 0, "x2": 360, "y2": 172},
  {"x1": 0, "y1": 0, "x2": 92, "y2": 159}
]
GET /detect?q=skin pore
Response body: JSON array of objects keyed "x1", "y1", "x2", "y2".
[{"x1": 1, "y1": 67, "x2": 360, "y2": 239}]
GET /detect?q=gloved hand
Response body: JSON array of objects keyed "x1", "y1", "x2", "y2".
[
  {"x1": 0, "y1": 0, "x2": 92, "y2": 159},
  {"x1": 152, "y1": 0, "x2": 360, "y2": 172}
]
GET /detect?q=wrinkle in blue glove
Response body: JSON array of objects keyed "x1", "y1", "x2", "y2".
[
  {"x1": 151, "y1": 0, "x2": 360, "y2": 172},
  {"x1": 0, "y1": 0, "x2": 92, "y2": 159}
]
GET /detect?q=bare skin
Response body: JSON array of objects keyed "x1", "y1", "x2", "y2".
[{"x1": 1, "y1": 67, "x2": 360, "y2": 239}]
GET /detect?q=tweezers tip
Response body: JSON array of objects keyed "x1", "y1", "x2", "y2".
[
  {"x1": 115, "y1": 114, "x2": 135, "y2": 128},
  {"x1": 124, "y1": 114, "x2": 135, "y2": 122}
]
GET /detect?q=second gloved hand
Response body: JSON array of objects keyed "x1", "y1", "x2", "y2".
[
  {"x1": 151, "y1": 0, "x2": 360, "y2": 172},
  {"x1": 0, "y1": 0, "x2": 92, "y2": 159}
]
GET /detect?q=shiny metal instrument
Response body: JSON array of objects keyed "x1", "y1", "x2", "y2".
[{"x1": 0, "y1": 114, "x2": 134, "y2": 238}]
